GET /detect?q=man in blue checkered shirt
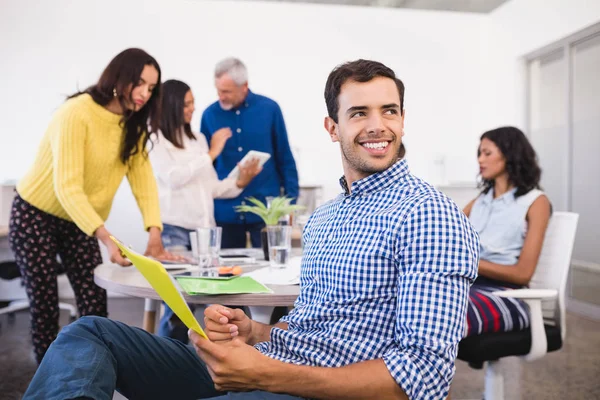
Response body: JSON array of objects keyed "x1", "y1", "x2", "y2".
[{"x1": 24, "y1": 60, "x2": 479, "y2": 400}]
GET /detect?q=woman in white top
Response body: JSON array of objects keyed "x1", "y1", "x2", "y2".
[{"x1": 149, "y1": 79, "x2": 261, "y2": 341}]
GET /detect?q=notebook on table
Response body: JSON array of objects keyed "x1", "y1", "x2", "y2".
[{"x1": 174, "y1": 274, "x2": 272, "y2": 295}]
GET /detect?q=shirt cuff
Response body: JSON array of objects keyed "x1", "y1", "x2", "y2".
[
  {"x1": 79, "y1": 217, "x2": 105, "y2": 237},
  {"x1": 382, "y1": 347, "x2": 451, "y2": 400},
  {"x1": 143, "y1": 216, "x2": 163, "y2": 232}
]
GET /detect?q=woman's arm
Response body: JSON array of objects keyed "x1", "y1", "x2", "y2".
[
  {"x1": 212, "y1": 159, "x2": 262, "y2": 199},
  {"x1": 149, "y1": 134, "x2": 213, "y2": 190},
  {"x1": 478, "y1": 195, "x2": 552, "y2": 286},
  {"x1": 126, "y1": 147, "x2": 163, "y2": 233},
  {"x1": 51, "y1": 112, "x2": 106, "y2": 236},
  {"x1": 463, "y1": 198, "x2": 476, "y2": 217}
]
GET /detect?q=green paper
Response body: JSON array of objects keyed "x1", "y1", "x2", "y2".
[{"x1": 175, "y1": 276, "x2": 273, "y2": 295}]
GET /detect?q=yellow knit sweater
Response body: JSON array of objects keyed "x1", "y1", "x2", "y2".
[{"x1": 17, "y1": 94, "x2": 162, "y2": 236}]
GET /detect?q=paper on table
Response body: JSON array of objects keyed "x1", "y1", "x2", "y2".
[
  {"x1": 243, "y1": 256, "x2": 302, "y2": 285},
  {"x1": 175, "y1": 276, "x2": 273, "y2": 295},
  {"x1": 161, "y1": 264, "x2": 197, "y2": 271},
  {"x1": 109, "y1": 236, "x2": 208, "y2": 339}
]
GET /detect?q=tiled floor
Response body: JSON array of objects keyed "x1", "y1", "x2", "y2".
[
  {"x1": 571, "y1": 266, "x2": 600, "y2": 306},
  {"x1": 1, "y1": 298, "x2": 599, "y2": 400}
]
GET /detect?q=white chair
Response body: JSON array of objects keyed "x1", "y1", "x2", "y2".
[
  {"x1": 0, "y1": 260, "x2": 77, "y2": 328},
  {"x1": 457, "y1": 211, "x2": 579, "y2": 400}
]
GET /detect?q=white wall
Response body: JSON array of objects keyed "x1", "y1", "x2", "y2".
[
  {"x1": 1, "y1": 0, "x2": 598, "y2": 255},
  {"x1": 0, "y1": 0, "x2": 491, "y2": 252},
  {"x1": 485, "y1": 0, "x2": 600, "y2": 129}
]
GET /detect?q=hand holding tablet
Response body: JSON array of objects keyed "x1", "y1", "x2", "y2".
[{"x1": 227, "y1": 150, "x2": 271, "y2": 179}]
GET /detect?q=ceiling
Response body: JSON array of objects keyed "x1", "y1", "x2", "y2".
[{"x1": 237, "y1": 0, "x2": 509, "y2": 13}]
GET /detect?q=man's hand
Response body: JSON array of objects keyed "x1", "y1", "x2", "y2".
[
  {"x1": 236, "y1": 158, "x2": 262, "y2": 188},
  {"x1": 189, "y1": 331, "x2": 274, "y2": 392},
  {"x1": 208, "y1": 127, "x2": 233, "y2": 160},
  {"x1": 203, "y1": 305, "x2": 254, "y2": 343}
]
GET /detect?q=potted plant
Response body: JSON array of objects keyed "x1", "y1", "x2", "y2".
[{"x1": 235, "y1": 196, "x2": 304, "y2": 260}]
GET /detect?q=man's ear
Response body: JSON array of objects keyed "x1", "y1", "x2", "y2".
[{"x1": 324, "y1": 117, "x2": 339, "y2": 142}]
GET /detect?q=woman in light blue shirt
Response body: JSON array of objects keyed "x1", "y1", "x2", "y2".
[{"x1": 463, "y1": 127, "x2": 552, "y2": 336}]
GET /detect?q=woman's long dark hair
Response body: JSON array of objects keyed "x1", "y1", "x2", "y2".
[
  {"x1": 70, "y1": 48, "x2": 162, "y2": 163},
  {"x1": 159, "y1": 80, "x2": 195, "y2": 148},
  {"x1": 478, "y1": 126, "x2": 542, "y2": 198}
]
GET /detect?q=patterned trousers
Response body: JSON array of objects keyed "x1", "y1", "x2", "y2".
[
  {"x1": 466, "y1": 276, "x2": 529, "y2": 337},
  {"x1": 8, "y1": 193, "x2": 107, "y2": 363}
]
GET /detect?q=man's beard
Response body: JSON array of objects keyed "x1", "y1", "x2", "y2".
[
  {"x1": 339, "y1": 135, "x2": 401, "y2": 176},
  {"x1": 219, "y1": 101, "x2": 233, "y2": 111}
]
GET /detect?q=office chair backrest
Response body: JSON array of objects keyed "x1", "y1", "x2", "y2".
[{"x1": 528, "y1": 211, "x2": 579, "y2": 340}]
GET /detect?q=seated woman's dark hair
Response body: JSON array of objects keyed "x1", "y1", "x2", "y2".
[
  {"x1": 478, "y1": 126, "x2": 542, "y2": 197},
  {"x1": 159, "y1": 80, "x2": 196, "y2": 149},
  {"x1": 70, "y1": 48, "x2": 162, "y2": 163}
]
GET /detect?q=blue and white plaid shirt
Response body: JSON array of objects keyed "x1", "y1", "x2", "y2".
[{"x1": 256, "y1": 160, "x2": 479, "y2": 399}]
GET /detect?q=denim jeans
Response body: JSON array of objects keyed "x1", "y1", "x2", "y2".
[
  {"x1": 159, "y1": 224, "x2": 196, "y2": 343},
  {"x1": 23, "y1": 316, "x2": 302, "y2": 400},
  {"x1": 161, "y1": 223, "x2": 194, "y2": 251}
]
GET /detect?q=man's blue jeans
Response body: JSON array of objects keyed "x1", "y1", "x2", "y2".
[{"x1": 23, "y1": 316, "x2": 302, "y2": 400}]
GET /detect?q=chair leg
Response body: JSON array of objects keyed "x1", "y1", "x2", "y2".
[
  {"x1": 246, "y1": 306, "x2": 275, "y2": 324},
  {"x1": 0, "y1": 300, "x2": 30, "y2": 330},
  {"x1": 484, "y1": 360, "x2": 504, "y2": 400},
  {"x1": 0, "y1": 300, "x2": 30, "y2": 316},
  {"x1": 58, "y1": 302, "x2": 77, "y2": 321}
]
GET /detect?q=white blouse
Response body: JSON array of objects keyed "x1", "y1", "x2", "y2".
[{"x1": 148, "y1": 130, "x2": 242, "y2": 229}]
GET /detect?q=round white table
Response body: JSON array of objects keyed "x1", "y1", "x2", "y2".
[{"x1": 94, "y1": 262, "x2": 300, "y2": 332}]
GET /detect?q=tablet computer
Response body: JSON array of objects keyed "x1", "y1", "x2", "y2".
[{"x1": 227, "y1": 150, "x2": 271, "y2": 179}]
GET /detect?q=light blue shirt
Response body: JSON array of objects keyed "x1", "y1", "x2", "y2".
[
  {"x1": 255, "y1": 160, "x2": 479, "y2": 400},
  {"x1": 469, "y1": 188, "x2": 543, "y2": 265}
]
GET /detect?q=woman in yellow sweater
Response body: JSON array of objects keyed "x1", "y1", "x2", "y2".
[{"x1": 8, "y1": 48, "x2": 179, "y2": 363}]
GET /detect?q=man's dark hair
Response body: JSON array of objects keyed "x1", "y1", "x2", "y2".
[{"x1": 324, "y1": 59, "x2": 405, "y2": 123}]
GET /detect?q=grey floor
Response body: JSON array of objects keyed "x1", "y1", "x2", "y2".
[{"x1": 1, "y1": 298, "x2": 599, "y2": 400}]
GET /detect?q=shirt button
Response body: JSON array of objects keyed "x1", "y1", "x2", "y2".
[
  {"x1": 236, "y1": 128, "x2": 242, "y2": 133},
  {"x1": 238, "y1": 147, "x2": 243, "y2": 152},
  {"x1": 236, "y1": 110, "x2": 240, "y2": 115},
  {"x1": 345, "y1": 198, "x2": 351, "y2": 203}
]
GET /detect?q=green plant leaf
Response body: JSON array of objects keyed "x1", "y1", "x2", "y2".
[{"x1": 234, "y1": 196, "x2": 305, "y2": 226}]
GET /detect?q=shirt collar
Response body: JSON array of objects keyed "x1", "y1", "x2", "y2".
[
  {"x1": 482, "y1": 187, "x2": 517, "y2": 205},
  {"x1": 338, "y1": 159, "x2": 409, "y2": 196},
  {"x1": 243, "y1": 89, "x2": 255, "y2": 108},
  {"x1": 234, "y1": 89, "x2": 254, "y2": 110},
  {"x1": 220, "y1": 90, "x2": 255, "y2": 112}
]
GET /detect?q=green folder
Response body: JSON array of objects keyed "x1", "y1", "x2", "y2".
[{"x1": 175, "y1": 276, "x2": 273, "y2": 295}]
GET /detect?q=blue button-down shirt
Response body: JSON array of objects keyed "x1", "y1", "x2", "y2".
[
  {"x1": 200, "y1": 91, "x2": 299, "y2": 224},
  {"x1": 255, "y1": 160, "x2": 479, "y2": 399},
  {"x1": 469, "y1": 187, "x2": 544, "y2": 265}
]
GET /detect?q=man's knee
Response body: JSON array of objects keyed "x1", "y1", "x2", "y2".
[{"x1": 60, "y1": 315, "x2": 113, "y2": 339}]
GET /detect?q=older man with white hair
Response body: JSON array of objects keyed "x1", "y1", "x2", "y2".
[{"x1": 200, "y1": 58, "x2": 299, "y2": 249}]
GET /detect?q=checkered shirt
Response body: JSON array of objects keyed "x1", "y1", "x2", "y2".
[{"x1": 256, "y1": 159, "x2": 479, "y2": 399}]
